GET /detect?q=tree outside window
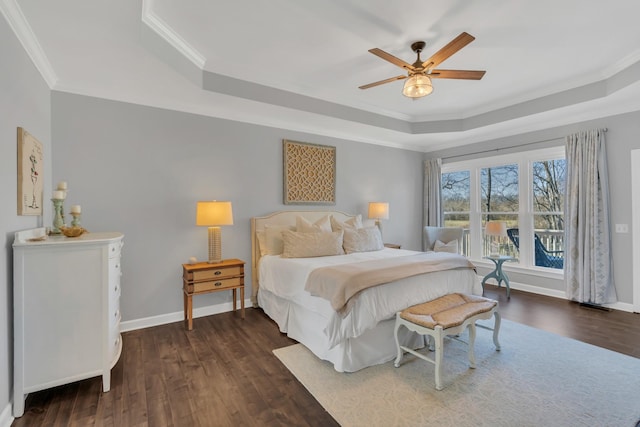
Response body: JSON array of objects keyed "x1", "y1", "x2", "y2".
[{"x1": 481, "y1": 164, "x2": 518, "y2": 258}]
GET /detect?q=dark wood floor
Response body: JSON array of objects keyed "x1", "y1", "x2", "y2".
[{"x1": 13, "y1": 286, "x2": 640, "y2": 427}]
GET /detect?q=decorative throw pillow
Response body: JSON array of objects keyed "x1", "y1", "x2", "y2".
[
  {"x1": 281, "y1": 230, "x2": 345, "y2": 258},
  {"x1": 264, "y1": 225, "x2": 295, "y2": 255},
  {"x1": 343, "y1": 227, "x2": 384, "y2": 254},
  {"x1": 330, "y1": 214, "x2": 363, "y2": 232},
  {"x1": 434, "y1": 239, "x2": 459, "y2": 254},
  {"x1": 296, "y1": 215, "x2": 332, "y2": 233}
]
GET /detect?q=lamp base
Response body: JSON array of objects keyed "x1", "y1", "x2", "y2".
[{"x1": 207, "y1": 226, "x2": 223, "y2": 264}]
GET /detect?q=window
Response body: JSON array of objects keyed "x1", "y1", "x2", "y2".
[
  {"x1": 442, "y1": 170, "x2": 470, "y2": 255},
  {"x1": 441, "y1": 147, "x2": 565, "y2": 271}
]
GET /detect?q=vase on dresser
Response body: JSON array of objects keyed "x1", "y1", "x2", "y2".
[{"x1": 12, "y1": 228, "x2": 124, "y2": 417}]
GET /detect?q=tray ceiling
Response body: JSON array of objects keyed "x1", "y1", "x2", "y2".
[{"x1": 7, "y1": 0, "x2": 640, "y2": 151}]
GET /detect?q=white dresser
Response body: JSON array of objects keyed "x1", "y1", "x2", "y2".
[{"x1": 12, "y1": 228, "x2": 124, "y2": 417}]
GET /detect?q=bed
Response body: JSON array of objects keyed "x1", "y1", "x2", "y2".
[{"x1": 251, "y1": 210, "x2": 482, "y2": 372}]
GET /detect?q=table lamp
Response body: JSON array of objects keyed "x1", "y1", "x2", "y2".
[
  {"x1": 368, "y1": 202, "x2": 389, "y2": 236},
  {"x1": 196, "y1": 200, "x2": 234, "y2": 263},
  {"x1": 485, "y1": 221, "x2": 507, "y2": 257}
]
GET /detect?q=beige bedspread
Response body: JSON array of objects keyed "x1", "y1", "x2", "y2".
[{"x1": 304, "y1": 252, "x2": 476, "y2": 314}]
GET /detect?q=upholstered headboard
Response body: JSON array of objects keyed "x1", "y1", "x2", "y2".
[{"x1": 250, "y1": 210, "x2": 358, "y2": 307}]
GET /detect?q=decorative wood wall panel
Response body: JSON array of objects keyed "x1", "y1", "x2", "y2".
[{"x1": 283, "y1": 140, "x2": 336, "y2": 205}]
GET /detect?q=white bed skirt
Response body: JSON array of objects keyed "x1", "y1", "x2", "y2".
[{"x1": 260, "y1": 288, "x2": 426, "y2": 372}]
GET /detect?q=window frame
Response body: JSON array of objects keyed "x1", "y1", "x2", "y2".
[{"x1": 441, "y1": 146, "x2": 565, "y2": 276}]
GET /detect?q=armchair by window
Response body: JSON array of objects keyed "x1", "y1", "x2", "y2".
[
  {"x1": 424, "y1": 226, "x2": 464, "y2": 254},
  {"x1": 506, "y1": 228, "x2": 564, "y2": 269}
]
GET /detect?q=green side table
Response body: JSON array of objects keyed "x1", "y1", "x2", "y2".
[{"x1": 482, "y1": 255, "x2": 515, "y2": 298}]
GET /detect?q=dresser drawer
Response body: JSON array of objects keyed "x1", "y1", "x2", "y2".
[
  {"x1": 184, "y1": 265, "x2": 242, "y2": 282},
  {"x1": 185, "y1": 276, "x2": 242, "y2": 293}
]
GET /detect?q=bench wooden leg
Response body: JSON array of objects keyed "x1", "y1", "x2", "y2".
[
  {"x1": 393, "y1": 315, "x2": 403, "y2": 368},
  {"x1": 434, "y1": 326, "x2": 444, "y2": 390},
  {"x1": 468, "y1": 323, "x2": 477, "y2": 369},
  {"x1": 493, "y1": 311, "x2": 501, "y2": 351}
]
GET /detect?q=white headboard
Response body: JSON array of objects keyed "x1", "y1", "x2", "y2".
[{"x1": 250, "y1": 210, "x2": 358, "y2": 306}]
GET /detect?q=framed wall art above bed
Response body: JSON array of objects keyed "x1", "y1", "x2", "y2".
[{"x1": 283, "y1": 139, "x2": 336, "y2": 205}]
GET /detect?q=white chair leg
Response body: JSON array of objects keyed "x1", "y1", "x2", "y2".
[
  {"x1": 467, "y1": 323, "x2": 477, "y2": 369},
  {"x1": 393, "y1": 315, "x2": 403, "y2": 367}
]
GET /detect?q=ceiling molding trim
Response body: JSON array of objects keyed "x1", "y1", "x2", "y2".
[
  {"x1": 0, "y1": 0, "x2": 57, "y2": 88},
  {"x1": 202, "y1": 70, "x2": 412, "y2": 133},
  {"x1": 603, "y1": 49, "x2": 640, "y2": 79},
  {"x1": 141, "y1": 0, "x2": 206, "y2": 69}
]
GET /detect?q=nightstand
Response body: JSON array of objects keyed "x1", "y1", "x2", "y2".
[
  {"x1": 182, "y1": 258, "x2": 245, "y2": 330},
  {"x1": 384, "y1": 243, "x2": 402, "y2": 249}
]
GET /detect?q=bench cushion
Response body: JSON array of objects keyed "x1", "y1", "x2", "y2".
[{"x1": 400, "y1": 293, "x2": 497, "y2": 329}]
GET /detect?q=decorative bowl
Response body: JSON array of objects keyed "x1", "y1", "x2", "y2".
[{"x1": 60, "y1": 226, "x2": 87, "y2": 238}]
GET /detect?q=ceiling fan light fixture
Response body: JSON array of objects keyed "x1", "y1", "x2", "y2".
[{"x1": 402, "y1": 74, "x2": 433, "y2": 98}]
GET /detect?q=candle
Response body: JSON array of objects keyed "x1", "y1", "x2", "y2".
[
  {"x1": 70, "y1": 205, "x2": 81, "y2": 214},
  {"x1": 52, "y1": 190, "x2": 65, "y2": 200},
  {"x1": 57, "y1": 181, "x2": 68, "y2": 190}
]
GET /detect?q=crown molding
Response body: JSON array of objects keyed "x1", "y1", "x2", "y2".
[
  {"x1": 0, "y1": 0, "x2": 57, "y2": 88},
  {"x1": 141, "y1": 0, "x2": 206, "y2": 69}
]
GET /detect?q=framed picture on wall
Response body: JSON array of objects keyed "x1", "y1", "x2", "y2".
[
  {"x1": 283, "y1": 139, "x2": 336, "y2": 205},
  {"x1": 17, "y1": 127, "x2": 44, "y2": 215}
]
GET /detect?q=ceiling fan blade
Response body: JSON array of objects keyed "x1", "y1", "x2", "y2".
[
  {"x1": 359, "y1": 75, "x2": 407, "y2": 89},
  {"x1": 422, "y1": 32, "x2": 475, "y2": 70},
  {"x1": 368, "y1": 48, "x2": 415, "y2": 71},
  {"x1": 429, "y1": 69, "x2": 486, "y2": 80}
]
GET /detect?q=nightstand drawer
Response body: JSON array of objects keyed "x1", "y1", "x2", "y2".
[
  {"x1": 186, "y1": 277, "x2": 242, "y2": 293},
  {"x1": 184, "y1": 265, "x2": 242, "y2": 281}
]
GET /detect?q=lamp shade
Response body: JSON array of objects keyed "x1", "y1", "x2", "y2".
[
  {"x1": 368, "y1": 202, "x2": 389, "y2": 220},
  {"x1": 485, "y1": 221, "x2": 507, "y2": 237},
  {"x1": 402, "y1": 74, "x2": 433, "y2": 98},
  {"x1": 196, "y1": 201, "x2": 234, "y2": 226}
]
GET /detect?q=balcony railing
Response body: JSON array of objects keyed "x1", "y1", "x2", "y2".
[{"x1": 460, "y1": 229, "x2": 564, "y2": 269}]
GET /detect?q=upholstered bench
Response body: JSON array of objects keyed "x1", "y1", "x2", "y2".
[{"x1": 393, "y1": 293, "x2": 501, "y2": 390}]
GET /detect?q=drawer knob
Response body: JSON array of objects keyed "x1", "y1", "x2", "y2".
[
  {"x1": 214, "y1": 271, "x2": 222, "y2": 276},
  {"x1": 214, "y1": 282, "x2": 222, "y2": 287}
]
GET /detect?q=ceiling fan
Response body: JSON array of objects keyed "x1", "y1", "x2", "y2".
[{"x1": 359, "y1": 32, "x2": 485, "y2": 99}]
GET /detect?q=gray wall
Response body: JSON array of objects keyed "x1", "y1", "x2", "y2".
[
  {"x1": 426, "y1": 111, "x2": 640, "y2": 305},
  {"x1": 50, "y1": 91, "x2": 424, "y2": 323},
  {"x1": 0, "y1": 15, "x2": 52, "y2": 421}
]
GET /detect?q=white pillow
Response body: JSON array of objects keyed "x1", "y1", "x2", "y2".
[
  {"x1": 434, "y1": 239, "x2": 459, "y2": 254},
  {"x1": 296, "y1": 215, "x2": 332, "y2": 233},
  {"x1": 343, "y1": 227, "x2": 383, "y2": 254},
  {"x1": 264, "y1": 225, "x2": 295, "y2": 255},
  {"x1": 281, "y1": 230, "x2": 345, "y2": 258},
  {"x1": 330, "y1": 214, "x2": 363, "y2": 232}
]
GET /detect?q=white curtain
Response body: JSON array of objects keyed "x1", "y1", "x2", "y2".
[
  {"x1": 423, "y1": 158, "x2": 442, "y2": 250},
  {"x1": 564, "y1": 129, "x2": 617, "y2": 304}
]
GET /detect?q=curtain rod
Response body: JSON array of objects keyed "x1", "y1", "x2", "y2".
[{"x1": 441, "y1": 128, "x2": 607, "y2": 161}]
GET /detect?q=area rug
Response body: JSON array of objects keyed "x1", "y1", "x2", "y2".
[{"x1": 273, "y1": 319, "x2": 640, "y2": 427}]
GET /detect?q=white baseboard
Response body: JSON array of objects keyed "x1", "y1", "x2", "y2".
[
  {"x1": 484, "y1": 277, "x2": 635, "y2": 313},
  {"x1": 0, "y1": 403, "x2": 14, "y2": 427},
  {"x1": 121, "y1": 281, "x2": 635, "y2": 334},
  {"x1": 120, "y1": 298, "x2": 252, "y2": 332}
]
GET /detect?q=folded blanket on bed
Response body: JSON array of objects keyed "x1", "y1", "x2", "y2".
[{"x1": 305, "y1": 252, "x2": 476, "y2": 314}]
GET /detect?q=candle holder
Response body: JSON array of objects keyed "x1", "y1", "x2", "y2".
[
  {"x1": 51, "y1": 198, "x2": 65, "y2": 234},
  {"x1": 71, "y1": 212, "x2": 82, "y2": 227}
]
